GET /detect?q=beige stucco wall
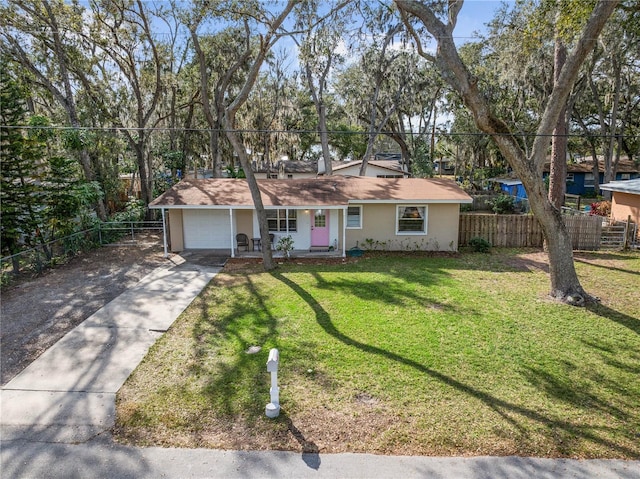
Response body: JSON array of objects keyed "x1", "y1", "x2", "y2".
[
  {"x1": 235, "y1": 209, "x2": 254, "y2": 238},
  {"x1": 345, "y1": 203, "x2": 461, "y2": 251},
  {"x1": 168, "y1": 209, "x2": 184, "y2": 252}
]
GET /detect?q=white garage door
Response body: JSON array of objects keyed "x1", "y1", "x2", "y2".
[{"x1": 183, "y1": 210, "x2": 230, "y2": 249}]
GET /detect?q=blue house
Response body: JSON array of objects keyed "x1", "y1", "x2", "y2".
[{"x1": 543, "y1": 158, "x2": 640, "y2": 196}]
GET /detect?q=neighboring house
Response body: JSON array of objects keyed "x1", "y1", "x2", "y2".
[
  {"x1": 332, "y1": 159, "x2": 410, "y2": 178},
  {"x1": 149, "y1": 176, "x2": 472, "y2": 257},
  {"x1": 119, "y1": 173, "x2": 142, "y2": 199},
  {"x1": 253, "y1": 160, "x2": 318, "y2": 179},
  {"x1": 434, "y1": 158, "x2": 455, "y2": 175},
  {"x1": 543, "y1": 158, "x2": 640, "y2": 196},
  {"x1": 252, "y1": 158, "x2": 410, "y2": 179},
  {"x1": 599, "y1": 178, "x2": 640, "y2": 241},
  {"x1": 486, "y1": 158, "x2": 640, "y2": 201}
]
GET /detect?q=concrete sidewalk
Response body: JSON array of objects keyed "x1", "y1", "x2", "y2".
[
  {"x1": 1, "y1": 255, "x2": 638, "y2": 478},
  {"x1": 1, "y1": 439, "x2": 637, "y2": 479}
]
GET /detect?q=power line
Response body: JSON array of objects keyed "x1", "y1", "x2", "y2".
[{"x1": 1, "y1": 124, "x2": 638, "y2": 139}]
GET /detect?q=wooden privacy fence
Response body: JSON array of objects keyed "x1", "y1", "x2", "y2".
[
  {"x1": 563, "y1": 215, "x2": 602, "y2": 250},
  {"x1": 459, "y1": 214, "x2": 603, "y2": 250},
  {"x1": 459, "y1": 214, "x2": 543, "y2": 247}
]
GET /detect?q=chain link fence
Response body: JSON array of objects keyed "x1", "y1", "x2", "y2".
[{"x1": 1, "y1": 221, "x2": 163, "y2": 285}]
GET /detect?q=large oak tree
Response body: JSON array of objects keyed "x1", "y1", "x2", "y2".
[{"x1": 396, "y1": 0, "x2": 619, "y2": 304}]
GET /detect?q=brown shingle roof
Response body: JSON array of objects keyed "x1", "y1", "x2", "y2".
[
  {"x1": 149, "y1": 176, "x2": 471, "y2": 208},
  {"x1": 543, "y1": 158, "x2": 639, "y2": 173}
]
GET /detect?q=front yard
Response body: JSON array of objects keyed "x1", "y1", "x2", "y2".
[{"x1": 114, "y1": 250, "x2": 640, "y2": 458}]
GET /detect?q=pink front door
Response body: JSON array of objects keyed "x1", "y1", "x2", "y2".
[{"x1": 311, "y1": 209, "x2": 330, "y2": 247}]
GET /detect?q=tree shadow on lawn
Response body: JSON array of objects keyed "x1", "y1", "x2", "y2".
[
  {"x1": 586, "y1": 302, "x2": 640, "y2": 336},
  {"x1": 190, "y1": 274, "x2": 281, "y2": 420},
  {"x1": 273, "y1": 271, "x2": 639, "y2": 458},
  {"x1": 306, "y1": 266, "x2": 459, "y2": 310},
  {"x1": 574, "y1": 254, "x2": 640, "y2": 277}
]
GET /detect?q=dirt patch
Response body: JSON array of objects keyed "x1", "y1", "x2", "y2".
[
  {"x1": 1, "y1": 234, "x2": 169, "y2": 386},
  {"x1": 504, "y1": 250, "x2": 550, "y2": 273}
]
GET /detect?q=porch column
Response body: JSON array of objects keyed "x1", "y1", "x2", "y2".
[
  {"x1": 229, "y1": 208, "x2": 235, "y2": 258},
  {"x1": 161, "y1": 208, "x2": 168, "y2": 258},
  {"x1": 342, "y1": 206, "x2": 347, "y2": 258}
]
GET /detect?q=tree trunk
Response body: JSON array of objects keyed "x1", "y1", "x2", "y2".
[
  {"x1": 303, "y1": 57, "x2": 333, "y2": 175},
  {"x1": 318, "y1": 104, "x2": 332, "y2": 175},
  {"x1": 222, "y1": 0, "x2": 297, "y2": 271},
  {"x1": 548, "y1": 35, "x2": 567, "y2": 209},
  {"x1": 396, "y1": 0, "x2": 619, "y2": 304},
  {"x1": 225, "y1": 118, "x2": 275, "y2": 270},
  {"x1": 602, "y1": 57, "x2": 623, "y2": 199},
  {"x1": 191, "y1": 27, "x2": 223, "y2": 178}
]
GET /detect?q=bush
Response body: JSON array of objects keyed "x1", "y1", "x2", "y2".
[
  {"x1": 460, "y1": 203, "x2": 473, "y2": 212},
  {"x1": 276, "y1": 235, "x2": 294, "y2": 258},
  {"x1": 589, "y1": 201, "x2": 611, "y2": 217},
  {"x1": 112, "y1": 196, "x2": 146, "y2": 222},
  {"x1": 469, "y1": 237, "x2": 491, "y2": 253},
  {"x1": 489, "y1": 194, "x2": 515, "y2": 214}
]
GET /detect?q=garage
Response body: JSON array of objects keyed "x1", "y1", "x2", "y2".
[{"x1": 182, "y1": 209, "x2": 231, "y2": 249}]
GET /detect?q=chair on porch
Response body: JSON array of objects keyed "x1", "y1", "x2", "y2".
[{"x1": 236, "y1": 233, "x2": 249, "y2": 252}]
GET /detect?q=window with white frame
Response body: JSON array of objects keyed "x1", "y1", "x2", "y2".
[
  {"x1": 566, "y1": 173, "x2": 575, "y2": 182},
  {"x1": 397, "y1": 206, "x2": 427, "y2": 234},
  {"x1": 346, "y1": 206, "x2": 362, "y2": 228},
  {"x1": 620, "y1": 173, "x2": 631, "y2": 180},
  {"x1": 266, "y1": 209, "x2": 297, "y2": 232},
  {"x1": 585, "y1": 173, "x2": 595, "y2": 187}
]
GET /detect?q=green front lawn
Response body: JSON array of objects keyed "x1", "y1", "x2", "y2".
[{"x1": 114, "y1": 250, "x2": 640, "y2": 458}]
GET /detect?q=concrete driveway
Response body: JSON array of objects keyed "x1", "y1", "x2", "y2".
[{"x1": 1, "y1": 254, "x2": 221, "y2": 444}]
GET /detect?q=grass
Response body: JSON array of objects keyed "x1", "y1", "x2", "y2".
[{"x1": 114, "y1": 249, "x2": 640, "y2": 458}]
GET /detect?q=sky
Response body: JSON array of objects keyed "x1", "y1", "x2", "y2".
[{"x1": 452, "y1": 1, "x2": 507, "y2": 42}]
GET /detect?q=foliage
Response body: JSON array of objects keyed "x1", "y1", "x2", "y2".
[
  {"x1": 328, "y1": 123, "x2": 368, "y2": 161},
  {"x1": 0, "y1": 59, "x2": 47, "y2": 267},
  {"x1": 468, "y1": 237, "x2": 492, "y2": 253},
  {"x1": 153, "y1": 172, "x2": 175, "y2": 198},
  {"x1": 224, "y1": 165, "x2": 246, "y2": 178},
  {"x1": 460, "y1": 203, "x2": 473, "y2": 212},
  {"x1": 112, "y1": 197, "x2": 147, "y2": 223},
  {"x1": 44, "y1": 155, "x2": 86, "y2": 237},
  {"x1": 410, "y1": 138, "x2": 434, "y2": 178},
  {"x1": 275, "y1": 235, "x2": 294, "y2": 257},
  {"x1": 589, "y1": 200, "x2": 611, "y2": 217},
  {"x1": 489, "y1": 194, "x2": 516, "y2": 214}
]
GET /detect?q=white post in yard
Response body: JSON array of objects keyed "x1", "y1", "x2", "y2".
[
  {"x1": 161, "y1": 208, "x2": 168, "y2": 258},
  {"x1": 265, "y1": 348, "x2": 280, "y2": 418}
]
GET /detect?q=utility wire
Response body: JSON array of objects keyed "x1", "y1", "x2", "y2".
[{"x1": 1, "y1": 125, "x2": 637, "y2": 139}]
